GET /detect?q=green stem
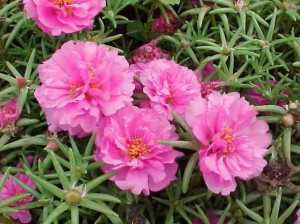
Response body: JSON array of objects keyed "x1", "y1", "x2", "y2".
[
  {"x1": 282, "y1": 128, "x2": 292, "y2": 167},
  {"x1": 158, "y1": 140, "x2": 201, "y2": 150},
  {"x1": 255, "y1": 105, "x2": 286, "y2": 115},
  {"x1": 257, "y1": 116, "x2": 281, "y2": 123}
]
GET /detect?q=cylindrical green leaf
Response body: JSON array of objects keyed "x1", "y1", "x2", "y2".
[
  {"x1": 84, "y1": 193, "x2": 121, "y2": 203},
  {"x1": 71, "y1": 206, "x2": 79, "y2": 224},
  {"x1": 236, "y1": 199, "x2": 263, "y2": 223},
  {"x1": 86, "y1": 172, "x2": 116, "y2": 191},
  {"x1": 25, "y1": 172, "x2": 65, "y2": 199},
  {"x1": 158, "y1": 140, "x2": 200, "y2": 150},
  {"x1": 48, "y1": 150, "x2": 70, "y2": 190},
  {"x1": 182, "y1": 153, "x2": 198, "y2": 193},
  {"x1": 270, "y1": 188, "x2": 282, "y2": 224},
  {"x1": 79, "y1": 198, "x2": 118, "y2": 217},
  {"x1": 44, "y1": 202, "x2": 70, "y2": 224}
]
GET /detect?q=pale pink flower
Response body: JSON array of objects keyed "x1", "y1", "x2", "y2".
[
  {"x1": 94, "y1": 106, "x2": 183, "y2": 195},
  {"x1": 132, "y1": 40, "x2": 170, "y2": 64},
  {"x1": 295, "y1": 209, "x2": 300, "y2": 224},
  {"x1": 152, "y1": 11, "x2": 180, "y2": 34},
  {"x1": 0, "y1": 174, "x2": 36, "y2": 223},
  {"x1": 35, "y1": 41, "x2": 135, "y2": 137},
  {"x1": 187, "y1": 92, "x2": 272, "y2": 195},
  {"x1": 23, "y1": 0, "x2": 105, "y2": 36},
  {"x1": 140, "y1": 59, "x2": 201, "y2": 119},
  {"x1": 0, "y1": 98, "x2": 20, "y2": 129}
]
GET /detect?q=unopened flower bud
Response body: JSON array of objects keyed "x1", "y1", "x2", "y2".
[
  {"x1": 281, "y1": 1, "x2": 295, "y2": 10},
  {"x1": 289, "y1": 101, "x2": 300, "y2": 110},
  {"x1": 281, "y1": 113, "x2": 294, "y2": 128},
  {"x1": 65, "y1": 189, "x2": 81, "y2": 205},
  {"x1": 222, "y1": 45, "x2": 231, "y2": 55},
  {"x1": 233, "y1": 209, "x2": 243, "y2": 221},
  {"x1": 44, "y1": 140, "x2": 58, "y2": 151},
  {"x1": 259, "y1": 40, "x2": 269, "y2": 48},
  {"x1": 16, "y1": 77, "x2": 28, "y2": 88}
]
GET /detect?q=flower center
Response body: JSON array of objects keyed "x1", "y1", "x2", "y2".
[
  {"x1": 166, "y1": 95, "x2": 174, "y2": 105},
  {"x1": 69, "y1": 65, "x2": 100, "y2": 98},
  {"x1": 217, "y1": 127, "x2": 236, "y2": 156},
  {"x1": 220, "y1": 127, "x2": 235, "y2": 144},
  {"x1": 126, "y1": 137, "x2": 149, "y2": 160},
  {"x1": 14, "y1": 192, "x2": 28, "y2": 203},
  {"x1": 54, "y1": 0, "x2": 72, "y2": 7}
]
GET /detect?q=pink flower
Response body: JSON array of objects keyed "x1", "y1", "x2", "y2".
[
  {"x1": 0, "y1": 174, "x2": 36, "y2": 223},
  {"x1": 35, "y1": 41, "x2": 135, "y2": 137},
  {"x1": 16, "y1": 155, "x2": 44, "y2": 169},
  {"x1": 192, "y1": 209, "x2": 230, "y2": 224},
  {"x1": 189, "y1": 0, "x2": 200, "y2": 5},
  {"x1": 140, "y1": 59, "x2": 201, "y2": 119},
  {"x1": 194, "y1": 62, "x2": 216, "y2": 82},
  {"x1": 0, "y1": 98, "x2": 20, "y2": 129},
  {"x1": 201, "y1": 81, "x2": 225, "y2": 98},
  {"x1": 139, "y1": 100, "x2": 151, "y2": 108},
  {"x1": 23, "y1": 0, "x2": 105, "y2": 36},
  {"x1": 202, "y1": 62, "x2": 215, "y2": 78},
  {"x1": 93, "y1": 106, "x2": 183, "y2": 195},
  {"x1": 245, "y1": 81, "x2": 288, "y2": 107},
  {"x1": 152, "y1": 11, "x2": 180, "y2": 34},
  {"x1": 130, "y1": 62, "x2": 147, "y2": 92},
  {"x1": 187, "y1": 92, "x2": 272, "y2": 195},
  {"x1": 295, "y1": 209, "x2": 300, "y2": 224},
  {"x1": 132, "y1": 40, "x2": 170, "y2": 64}
]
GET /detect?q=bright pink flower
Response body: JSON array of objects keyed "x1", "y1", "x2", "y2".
[
  {"x1": 0, "y1": 98, "x2": 20, "y2": 129},
  {"x1": 152, "y1": 11, "x2": 179, "y2": 34},
  {"x1": 245, "y1": 81, "x2": 288, "y2": 107},
  {"x1": 201, "y1": 81, "x2": 225, "y2": 98},
  {"x1": 132, "y1": 40, "x2": 170, "y2": 64},
  {"x1": 35, "y1": 41, "x2": 135, "y2": 137},
  {"x1": 202, "y1": 62, "x2": 215, "y2": 77},
  {"x1": 187, "y1": 92, "x2": 272, "y2": 195},
  {"x1": 94, "y1": 106, "x2": 183, "y2": 195},
  {"x1": 189, "y1": 0, "x2": 199, "y2": 5},
  {"x1": 194, "y1": 62, "x2": 216, "y2": 82},
  {"x1": 140, "y1": 59, "x2": 201, "y2": 119},
  {"x1": 295, "y1": 209, "x2": 300, "y2": 224},
  {"x1": 192, "y1": 209, "x2": 230, "y2": 224},
  {"x1": 0, "y1": 174, "x2": 36, "y2": 223},
  {"x1": 139, "y1": 100, "x2": 151, "y2": 108},
  {"x1": 16, "y1": 155, "x2": 44, "y2": 169},
  {"x1": 23, "y1": 0, "x2": 105, "y2": 36}
]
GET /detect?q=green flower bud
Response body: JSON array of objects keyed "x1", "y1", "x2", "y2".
[{"x1": 66, "y1": 189, "x2": 81, "y2": 205}]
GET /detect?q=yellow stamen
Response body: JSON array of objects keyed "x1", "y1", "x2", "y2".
[
  {"x1": 217, "y1": 127, "x2": 236, "y2": 156},
  {"x1": 54, "y1": 0, "x2": 72, "y2": 7},
  {"x1": 14, "y1": 192, "x2": 28, "y2": 203},
  {"x1": 88, "y1": 65, "x2": 97, "y2": 79},
  {"x1": 69, "y1": 82, "x2": 80, "y2": 96},
  {"x1": 89, "y1": 83, "x2": 99, "y2": 89},
  {"x1": 220, "y1": 127, "x2": 235, "y2": 144},
  {"x1": 126, "y1": 137, "x2": 149, "y2": 160}
]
